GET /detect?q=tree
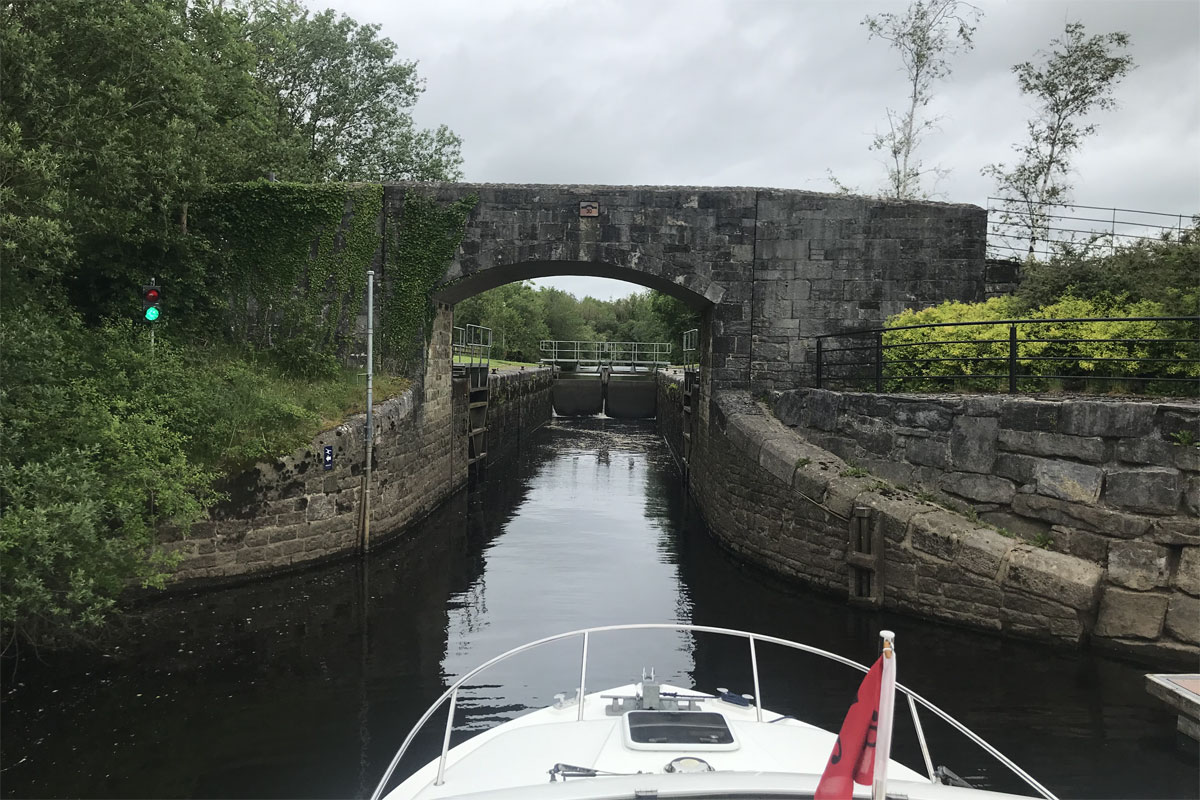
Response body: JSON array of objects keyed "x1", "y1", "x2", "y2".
[
  {"x1": 649, "y1": 291, "x2": 700, "y2": 363},
  {"x1": 539, "y1": 286, "x2": 596, "y2": 341},
  {"x1": 454, "y1": 282, "x2": 549, "y2": 362},
  {"x1": 245, "y1": 0, "x2": 463, "y2": 182},
  {"x1": 863, "y1": 0, "x2": 981, "y2": 200},
  {"x1": 0, "y1": 0, "x2": 279, "y2": 317},
  {"x1": 983, "y1": 22, "x2": 1134, "y2": 259}
]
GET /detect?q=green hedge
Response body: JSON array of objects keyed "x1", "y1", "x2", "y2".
[{"x1": 883, "y1": 296, "x2": 1199, "y2": 394}]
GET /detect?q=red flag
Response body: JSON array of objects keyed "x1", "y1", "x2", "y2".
[{"x1": 815, "y1": 656, "x2": 883, "y2": 800}]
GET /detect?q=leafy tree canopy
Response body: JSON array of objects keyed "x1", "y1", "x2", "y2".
[{"x1": 0, "y1": 0, "x2": 462, "y2": 319}]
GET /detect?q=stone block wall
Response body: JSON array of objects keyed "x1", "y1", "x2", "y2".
[
  {"x1": 482, "y1": 367, "x2": 554, "y2": 462},
  {"x1": 162, "y1": 384, "x2": 463, "y2": 583},
  {"x1": 656, "y1": 371, "x2": 688, "y2": 469},
  {"x1": 657, "y1": 375, "x2": 1196, "y2": 665},
  {"x1": 161, "y1": 334, "x2": 553, "y2": 584},
  {"x1": 770, "y1": 389, "x2": 1200, "y2": 664},
  {"x1": 749, "y1": 192, "x2": 985, "y2": 391}
]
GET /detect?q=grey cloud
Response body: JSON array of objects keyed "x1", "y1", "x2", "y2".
[{"x1": 320, "y1": 0, "x2": 1198, "y2": 298}]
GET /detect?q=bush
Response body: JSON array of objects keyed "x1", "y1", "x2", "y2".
[
  {"x1": 0, "y1": 304, "x2": 406, "y2": 648},
  {"x1": 883, "y1": 295, "x2": 1199, "y2": 394},
  {"x1": 1018, "y1": 225, "x2": 1199, "y2": 316},
  {"x1": 0, "y1": 308, "x2": 218, "y2": 647}
]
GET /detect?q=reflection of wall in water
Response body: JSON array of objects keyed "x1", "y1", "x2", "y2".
[{"x1": 5, "y1": 491, "x2": 484, "y2": 798}]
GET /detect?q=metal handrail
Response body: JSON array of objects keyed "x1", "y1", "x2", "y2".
[
  {"x1": 369, "y1": 623, "x2": 1058, "y2": 800},
  {"x1": 539, "y1": 340, "x2": 672, "y2": 371},
  {"x1": 453, "y1": 324, "x2": 492, "y2": 368},
  {"x1": 682, "y1": 328, "x2": 699, "y2": 371},
  {"x1": 985, "y1": 197, "x2": 1195, "y2": 259},
  {"x1": 814, "y1": 316, "x2": 1199, "y2": 394}
]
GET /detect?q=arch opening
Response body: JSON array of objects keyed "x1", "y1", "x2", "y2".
[{"x1": 433, "y1": 260, "x2": 722, "y2": 311}]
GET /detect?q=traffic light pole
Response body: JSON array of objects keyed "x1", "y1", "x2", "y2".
[
  {"x1": 360, "y1": 270, "x2": 375, "y2": 553},
  {"x1": 149, "y1": 278, "x2": 156, "y2": 353}
]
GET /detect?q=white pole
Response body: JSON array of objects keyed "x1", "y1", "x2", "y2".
[
  {"x1": 362, "y1": 270, "x2": 374, "y2": 553},
  {"x1": 872, "y1": 630, "x2": 896, "y2": 800}
]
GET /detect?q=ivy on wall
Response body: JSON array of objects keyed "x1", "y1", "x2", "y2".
[
  {"x1": 381, "y1": 191, "x2": 477, "y2": 369},
  {"x1": 195, "y1": 180, "x2": 383, "y2": 375},
  {"x1": 192, "y1": 182, "x2": 473, "y2": 377}
]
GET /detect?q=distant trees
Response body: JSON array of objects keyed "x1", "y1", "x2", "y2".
[
  {"x1": 983, "y1": 23, "x2": 1134, "y2": 257},
  {"x1": 452, "y1": 283, "x2": 699, "y2": 363},
  {"x1": 858, "y1": 0, "x2": 982, "y2": 199}
]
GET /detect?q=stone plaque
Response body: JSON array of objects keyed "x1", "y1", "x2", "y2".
[{"x1": 579, "y1": 201, "x2": 599, "y2": 217}]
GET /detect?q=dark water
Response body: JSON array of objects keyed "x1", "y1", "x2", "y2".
[{"x1": 2, "y1": 419, "x2": 1196, "y2": 799}]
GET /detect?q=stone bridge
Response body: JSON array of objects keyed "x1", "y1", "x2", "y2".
[{"x1": 384, "y1": 184, "x2": 987, "y2": 392}]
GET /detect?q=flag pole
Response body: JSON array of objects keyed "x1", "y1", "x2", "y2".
[{"x1": 872, "y1": 630, "x2": 897, "y2": 800}]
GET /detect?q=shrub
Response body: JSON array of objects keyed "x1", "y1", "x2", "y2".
[{"x1": 883, "y1": 295, "x2": 1199, "y2": 394}]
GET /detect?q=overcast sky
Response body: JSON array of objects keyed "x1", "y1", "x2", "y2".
[{"x1": 317, "y1": 0, "x2": 1200, "y2": 300}]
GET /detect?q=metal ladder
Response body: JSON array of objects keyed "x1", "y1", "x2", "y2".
[{"x1": 454, "y1": 325, "x2": 492, "y2": 467}]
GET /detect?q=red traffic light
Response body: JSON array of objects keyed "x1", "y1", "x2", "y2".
[{"x1": 144, "y1": 288, "x2": 160, "y2": 302}]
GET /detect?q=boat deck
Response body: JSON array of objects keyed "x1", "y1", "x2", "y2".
[{"x1": 390, "y1": 683, "x2": 926, "y2": 800}]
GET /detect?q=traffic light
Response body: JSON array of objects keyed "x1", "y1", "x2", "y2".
[{"x1": 141, "y1": 285, "x2": 162, "y2": 322}]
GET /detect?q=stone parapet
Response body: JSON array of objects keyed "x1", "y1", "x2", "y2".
[{"x1": 768, "y1": 389, "x2": 1200, "y2": 664}]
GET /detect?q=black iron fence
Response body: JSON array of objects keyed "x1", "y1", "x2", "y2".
[{"x1": 814, "y1": 316, "x2": 1200, "y2": 396}]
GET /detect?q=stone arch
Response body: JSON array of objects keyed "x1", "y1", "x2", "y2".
[{"x1": 433, "y1": 247, "x2": 724, "y2": 310}]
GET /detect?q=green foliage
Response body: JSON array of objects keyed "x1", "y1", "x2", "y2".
[
  {"x1": 840, "y1": 466, "x2": 870, "y2": 478},
  {"x1": 194, "y1": 180, "x2": 383, "y2": 369},
  {"x1": 0, "y1": 0, "x2": 460, "y2": 650},
  {"x1": 648, "y1": 291, "x2": 702, "y2": 363},
  {"x1": 243, "y1": 0, "x2": 463, "y2": 182},
  {"x1": 453, "y1": 281, "x2": 550, "y2": 363},
  {"x1": 1, "y1": 309, "x2": 216, "y2": 647},
  {"x1": 0, "y1": 122, "x2": 74, "y2": 295},
  {"x1": 883, "y1": 292, "x2": 1199, "y2": 394},
  {"x1": 862, "y1": 0, "x2": 981, "y2": 200},
  {"x1": 1168, "y1": 430, "x2": 1198, "y2": 448},
  {"x1": 1017, "y1": 225, "x2": 1200, "y2": 316},
  {"x1": 382, "y1": 192, "x2": 478, "y2": 368},
  {"x1": 0, "y1": 304, "x2": 410, "y2": 647},
  {"x1": 1, "y1": 0, "x2": 459, "y2": 324},
  {"x1": 1031, "y1": 532, "x2": 1055, "y2": 550},
  {"x1": 452, "y1": 284, "x2": 701, "y2": 364}
]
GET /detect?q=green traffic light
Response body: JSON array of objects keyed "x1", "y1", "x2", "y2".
[{"x1": 145, "y1": 306, "x2": 160, "y2": 322}]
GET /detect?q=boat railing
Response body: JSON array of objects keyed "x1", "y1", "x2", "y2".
[{"x1": 369, "y1": 623, "x2": 1059, "y2": 800}]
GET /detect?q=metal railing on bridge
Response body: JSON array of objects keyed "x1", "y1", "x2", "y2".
[
  {"x1": 539, "y1": 340, "x2": 671, "y2": 373},
  {"x1": 453, "y1": 324, "x2": 492, "y2": 369},
  {"x1": 814, "y1": 315, "x2": 1200, "y2": 396},
  {"x1": 986, "y1": 197, "x2": 1196, "y2": 261}
]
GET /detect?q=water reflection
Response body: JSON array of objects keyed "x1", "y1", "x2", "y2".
[{"x1": 0, "y1": 418, "x2": 1194, "y2": 799}]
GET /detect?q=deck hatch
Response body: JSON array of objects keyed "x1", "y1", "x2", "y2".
[{"x1": 623, "y1": 711, "x2": 738, "y2": 751}]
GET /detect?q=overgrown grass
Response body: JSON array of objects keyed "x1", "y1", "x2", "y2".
[{"x1": 1, "y1": 307, "x2": 409, "y2": 647}]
